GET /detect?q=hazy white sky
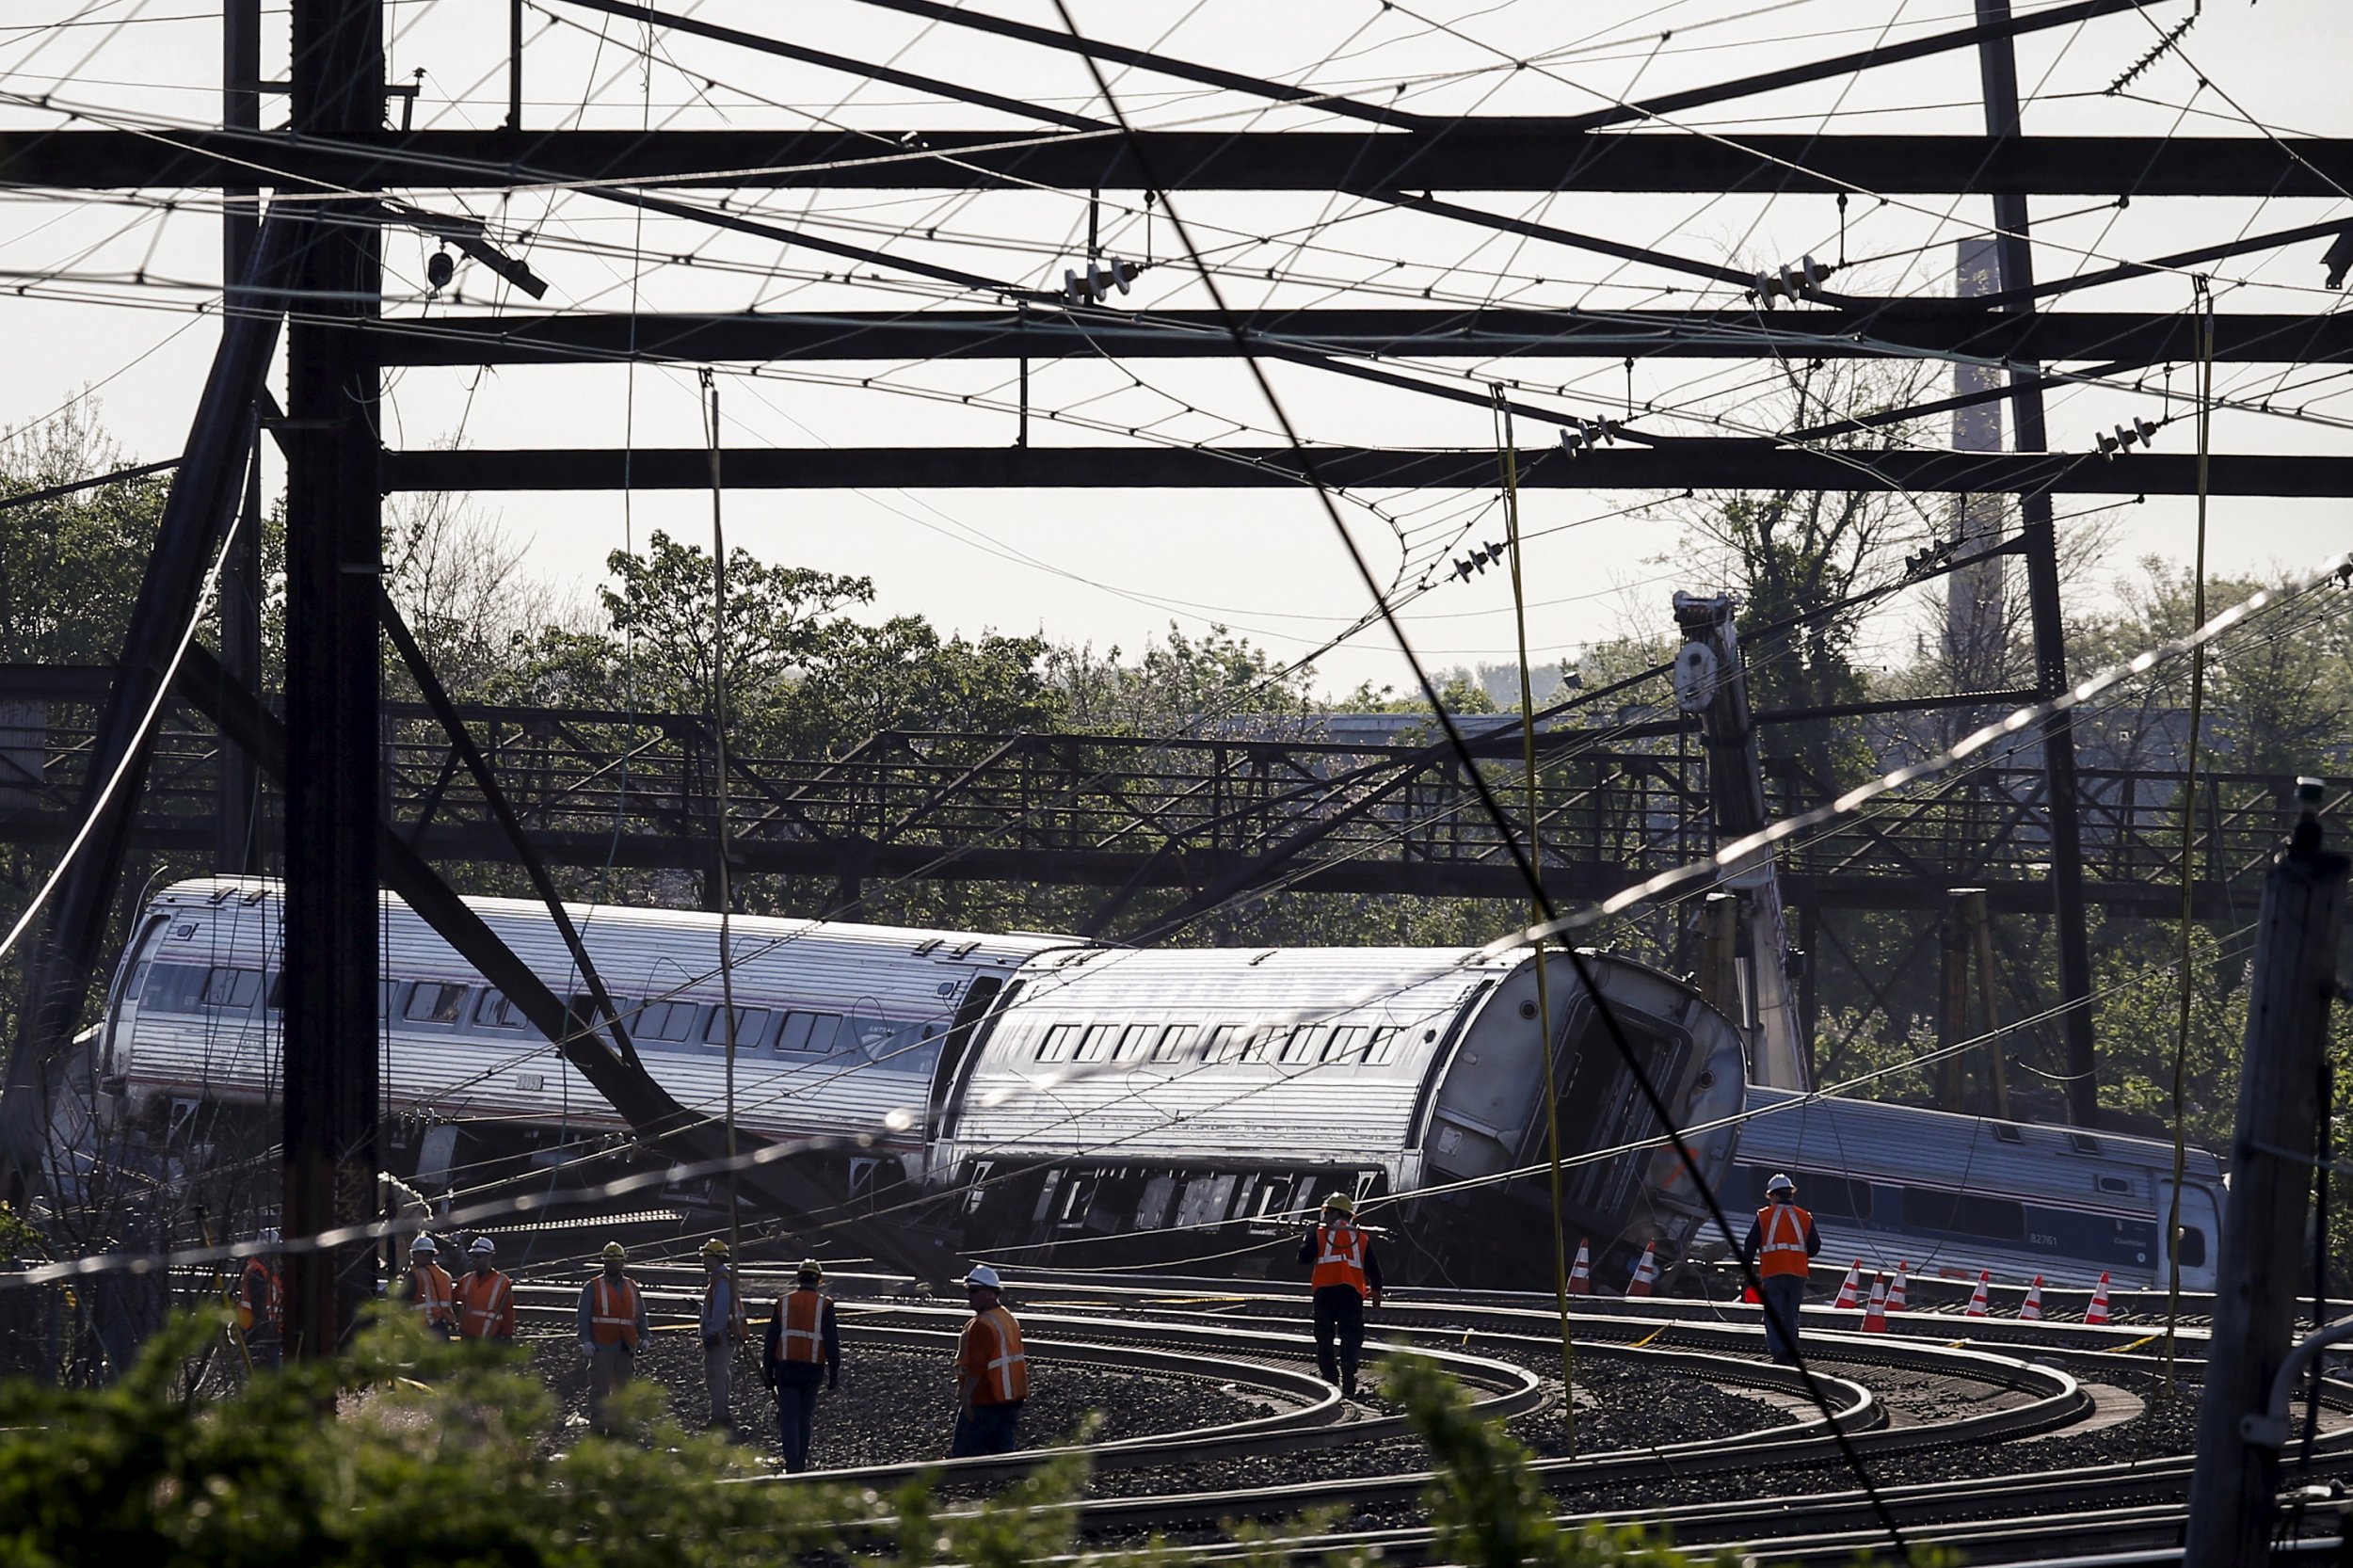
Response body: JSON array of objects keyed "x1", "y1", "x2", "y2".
[{"x1": 1, "y1": 0, "x2": 2345, "y2": 696}]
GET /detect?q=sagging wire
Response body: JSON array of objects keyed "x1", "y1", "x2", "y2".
[{"x1": 700, "y1": 363, "x2": 743, "y2": 1268}]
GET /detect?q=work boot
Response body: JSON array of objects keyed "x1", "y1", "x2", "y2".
[{"x1": 1342, "y1": 1373, "x2": 1358, "y2": 1398}]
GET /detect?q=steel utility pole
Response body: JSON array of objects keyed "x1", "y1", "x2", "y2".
[
  {"x1": 2185, "y1": 781, "x2": 2349, "y2": 1567},
  {"x1": 217, "y1": 0, "x2": 263, "y2": 874},
  {"x1": 280, "y1": 0, "x2": 385, "y2": 1360},
  {"x1": 1974, "y1": 0, "x2": 2101, "y2": 1127}
]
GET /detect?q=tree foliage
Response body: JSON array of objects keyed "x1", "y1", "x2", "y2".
[{"x1": 0, "y1": 1320, "x2": 1711, "y2": 1568}]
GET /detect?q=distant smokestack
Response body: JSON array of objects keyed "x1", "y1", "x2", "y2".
[{"x1": 1949, "y1": 236, "x2": 2007, "y2": 690}]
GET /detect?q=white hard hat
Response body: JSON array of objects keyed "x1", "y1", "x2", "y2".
[
  {"x1": 410, "y1": 1234, "x2": 439, "y2": 1255},
  {"x1": 965, "y1": 1264, "x2": 1002, "y2": 1290},
  {"x1": 1766, "y1": 1172, "x2": 1797, "y2": 1194},
  {"x1": 468, "y1": 1236, "x2": 496, "y2": 1256}
]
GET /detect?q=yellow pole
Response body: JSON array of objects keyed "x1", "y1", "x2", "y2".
[{"x1": 1497, "y1": 390, "x2": 1575, "y2": 1449}]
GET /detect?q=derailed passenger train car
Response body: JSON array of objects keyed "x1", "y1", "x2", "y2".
[
  {"x1": 939, "y1": 941, "x2": 1748, "y2": 1287},
  {"x1": 93, "y1": 878, "x2": 1748, "y2": 1288}
]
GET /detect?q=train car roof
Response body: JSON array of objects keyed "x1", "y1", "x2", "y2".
[
  {"x1": 1738, "y1": 1083, "x2": 2226, "y2": 1189},
  {"x1": 148, "y1": 877, "x2": 1073, "y2": 964}
]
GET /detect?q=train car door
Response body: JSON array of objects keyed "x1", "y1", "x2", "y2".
[{"x1": 2156, "y1": 1178, "x2": 2221, "y2": 1292}]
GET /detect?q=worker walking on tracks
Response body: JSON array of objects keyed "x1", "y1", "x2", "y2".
[
  {"x1": 452, "y1": 1236, "x2": 516, "y2": 1345},
  {"x1": 401, "y1": 1234, "x2": 458, "y2": 1338},
  {"x1": 577, "y1": 1240, "x2": 648, "y2": 1436},
  {"x1": 235, "y1": 1228, "x2": 283, "y2": 1371},
  {"x1": 1298, "y1": 1192, "x2": 1383, "y2": 1396},
  {"x1": 763, "y1": 1258, "x2": 840, "y2": 1472},
  {"x1": 950, "y1": 1264, "x2": 1028, "y2": 1458},
  {"x1": 699, "y1": 1237, "x2": 749, "y2": 1430},
  {"x1": 1740, "y1": 1173, "x2": 1820, "y2": 1364}
]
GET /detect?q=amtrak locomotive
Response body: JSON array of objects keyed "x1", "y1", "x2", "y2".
[{"x1": 87, "y1": 878, "x2": 2223, "y2": 1291}]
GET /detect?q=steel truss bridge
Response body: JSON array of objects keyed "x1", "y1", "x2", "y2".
[{"x1": 0, "y1": 669, "x2": 2322, "y2": 933}]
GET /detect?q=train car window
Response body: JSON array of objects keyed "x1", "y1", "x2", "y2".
[
  {"x1": 776, "y1": 1011, "x2": 843, "y2": 1056},
  {"x1": 127, "y1": 963, "x2": 152, "y2": 1001},
  {"x1": 1114, "y1": 1023, "x2": 1156, "y2": 1060},
  {"x1": 1900, "y1": 1186, "x2": 2025, "y2": 1241},
  {"x1": 1322, "y1": 1025, "x2": 1369, "y2": 1063},
  {"x1": 264, "y1": 972, "x2": 281, "y2": 1012},
  {"x1": 1367, "y1": 1025, "x2": 1402, "y2": 1064},
  {"x1": 2173, "y1": 1225, "x2": 2209, "y2": 1269},
  {"x1": 403, "y1": 983, "x2": 471, "y2": 1025},
  {"x1": 141, "y1": 964, "x2": 211, "y2": 1013},
  {"x1": 1237, "y1": 1026, "x2": 1275, "y2": 1064},
  {"x1": 201, "y1": 968, "x2": 262, "y2": 1009},
  {"x1": 637, "y1": 1000, "x2": 699, "y2": 1042},
  {"x1": 474, "y1": 990, "x2": 526, "y2": 1031},
  {"x1": 1151, "y1": 1024, "x2": 1196, "y2": 1062},
  {"x1": 1993, "y1": 1123, "x2": 2025, "y2": 1144},
  {"x1": 1073, "y1": 1023, "x2": 1119, "y2": 1062},
  {"x1": 1279, "y1": 1025, "x2": 1327, "y2": 1064},
  {"x1": 1035, "y1": 1023, "x2": 1080, "y2": 1062},
  {"x1": 703, "y1": 1006, "x2": 771, "y2": 1048},
  {"x1": 1746, "y1": 1168, "x2": 1872, "y2": 1220},
  {"x1": 1202, "y1": 1024, "x2": 1241, "y2": 1063}
]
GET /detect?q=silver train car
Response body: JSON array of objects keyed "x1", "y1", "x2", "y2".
[
  {"x1": 1704, "y1": 1086, "x2": 2227, "y2": 1292},
  {"x1": 94, "y1": 878, "x2": 1749, "y2": 1287}
]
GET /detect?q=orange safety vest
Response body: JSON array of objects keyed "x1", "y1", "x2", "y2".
[
  {"x1": 959, "y1": 1306, "x2": 1028, "y2": 1405},
  {"x1": 453, "y1": 1269, "x2": 515, "y2": 1340},
  {"x1": 410, "y1": 1262, "x2": 457, "y2": 1329},
  {"x1": 237, "y1": 1258, "x2": 282, "y2": 1334},
  {"x1": 589, "y1": 1274, "x2": 642, "y2": 1349},
  {"x1": 1754, "y1": 1204, "x2": 1815, "y2": 1279},
  {"x1": 705, "y1": 1268, "x2": 749, "y2": 1342},
  {"x1": 1309, "y1": 1223, "x2": 1369, "y2": 1296},
  {"x1": 773, "y1": 1289, "x2": 826, "y2": 1365}
]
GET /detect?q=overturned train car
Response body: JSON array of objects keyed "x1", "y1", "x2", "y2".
[{"x1": 91, "y1": 879, "x2": 1745, "y2": 1288}]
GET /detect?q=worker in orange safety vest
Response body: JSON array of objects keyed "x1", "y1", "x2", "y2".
[
  {"x1": 235, "y1": 1228, "x2": 283, "y2": 1371},
  {"x1": 575, "y1": 1240, "x2": 649, "y2": 1435},
  {"x1": 1296, "y1": 1192, "x2": 1383, "y2": 1396},
  {"x1": 400, "y1": 1234, "x2": 457, "y2": 1337},
  {"x1": 762, "y1": 1257, "x2": 840, "y2": 1472},
  {"x1": 950, "y1": 1264, "x2": 1027, "y2": 1458},
  {"x1": 1738, "y1": 1172, "x2": 1821, "y2": 1363},
  {"x1": 452, "y1": 1235, "x2": 517, "y2": 1344}
]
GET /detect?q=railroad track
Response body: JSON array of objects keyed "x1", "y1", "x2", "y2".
[{"x1": 472, "y1": 1260, "x2": 2353, "y2": 1561}]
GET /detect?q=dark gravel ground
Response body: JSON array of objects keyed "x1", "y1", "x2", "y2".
[{"x1": 521, "y1": 1332, "x2": 1267, "y2": 1473}]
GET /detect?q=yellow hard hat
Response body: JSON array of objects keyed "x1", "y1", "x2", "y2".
[
  {"x1": 600, "y1": 1241, "x2": 628, "y2": 1262},
  {"x1": 794, "y1": 1258, "x2": 824, "y2": 1283},
  {"x1": 1321, "y1": 1192, "x2": 1355, "y2": 1215},
  {"x1": 701, "y1": 1238, "x2": 730, "y2": 1258}
]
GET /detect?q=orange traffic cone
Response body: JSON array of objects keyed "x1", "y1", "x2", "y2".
[
  {"x1": 1886, "y1": 1260, "x2": 1909, "y2": 1312},
  {"x1": 1833, "y1": 1259, "x2": 1863, "y2": 1309},
  {"x1": 1626, "y1": 1241, "x2": 1659, "y2": 1297},
  {"x1": 2019, "y1": 1274, "x2": 2045, "y2": 1321},
  {"x1": 1964, "y1": 1270, "x2": 1991, "y2": 1318},
  {"x1": 1861, "y1": 1274, "x2": 1888, "y2": 1333},
  {"x1": 2085, "y1": 1271, "x2": 2112, "y2": 1326},
  {"x1": 1568, "y1": 1238, "x2": 1592, "y2": 1295}
]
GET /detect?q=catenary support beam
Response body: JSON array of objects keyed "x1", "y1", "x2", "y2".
[
  {"x1": 358, "y1": 306, "x2": 2353, "y2": 369},
  {"x1": 216, "y1": 0, "x2": 264, "y2": 877},
  {"x1": 11, "y1": 130, "x2": 2353, "y2": 197},
  {"x1": 383, "y1": 444, "x2": 2353, "y2": 496},
  {"x1": 280, "y1": 0, "x2": 383, "y2": 1362}
]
